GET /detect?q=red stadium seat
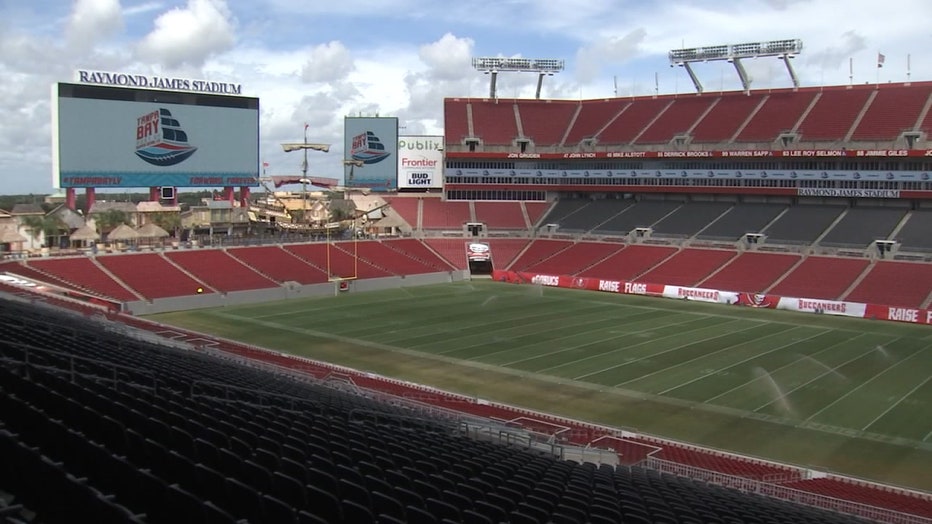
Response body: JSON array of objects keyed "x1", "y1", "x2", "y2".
[
  {"x1": 470, "y1": 100, "x2": 519, "y2": 145},
  {"x1": 165, "y1": 250, "x2": 278, "y2": 293},
  {"x1": 97, "y1": 253, "x2": 209, "y2": 299}
]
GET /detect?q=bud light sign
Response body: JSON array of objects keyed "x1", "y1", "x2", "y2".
[{"x1": 398, "y1": 135, "x2": 443, "y2": 189}]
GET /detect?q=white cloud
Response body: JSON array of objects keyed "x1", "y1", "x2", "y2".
[
  {"x1": 418, "y1": 33, "x2": 474, "y2": 81},
  {"x1": 807, "y1": 30, "x2": 867, "y2": 71},
  {"x1": 136, "y1": 0, "x2": 236, "y2": 68},
  {"x1": 0, "y1": 0, "x2": 930, "y2": 193},
  {"x1": 301, "y1": 41, "x2": 354, "y2": 84},
  {"x1": 575, "y1": 29, "x2": 647, "y2": 84},
  {"x1": 67, "y1": 0, "x2": 124, "y2": 50},
  {"x1": 124, "y1": 1, "x2": 164, "y2": 17}
]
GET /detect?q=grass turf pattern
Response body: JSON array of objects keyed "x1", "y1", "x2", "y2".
[{"x1": 149, "y1": 281, "x2": 932, "y2": 490}]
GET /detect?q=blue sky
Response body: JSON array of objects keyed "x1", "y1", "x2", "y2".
[{"x1": 1, "y1": 0, "x2": 930, "y2": 195}]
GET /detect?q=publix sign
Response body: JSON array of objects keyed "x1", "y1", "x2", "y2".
[{"x1": 398, "y1": 135, "x2": 443, "y2": 189}]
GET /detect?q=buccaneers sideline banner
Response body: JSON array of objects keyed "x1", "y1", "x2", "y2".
[{"x1": 492, "y1": 270, "x2": 932, "y2": 326}]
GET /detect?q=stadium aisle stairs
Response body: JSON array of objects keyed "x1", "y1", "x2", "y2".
[
  {"x1": 90, "y1": 257, "x2": 146, "y2": 301},
  {"x1": 159, "y1": 251, "x2": 222, "y2": 294},
  {"x1": 837, "y1": 261, "x2": 876, "y2": 302},
  {"x1": 508, "y1": 239, "x2": 575, "y2": 272},
  {"x1": 768, "y1": 256, "x2": 870, "y2": 301},
  {"x1": 165, "y1": 250, "x2": 279, "y2": 292},
  {"x1": 422, "y1": 238, "x2": 470, "y2": 270},
  {"x1": 29, "y1": 257, "x2": 143, "y2": 302},
  {"x1": 638, "y1": 248, "x2": 739, "y2": 287},
  {"x1": 628, "y1": 246, "x2": 682, "y2": 282},
  {"x1": 97, "y1": 253, "x2": 214, "y2": 299},
  {"x1": 522, "y1": 242, "x2": 625, "y2": 276},
  {"x1": 698, "y1": 252, "x2": 802, "y2": 293},
  {"x1": 383, "y1": 239, "x2": 457, "y2": 272},
  {"x1": 321, "y1": 242, "x2": 394, "y2": 279},
  {"x1": 762, "y1": 256, "x2": 807, "y2": 294},
  {"x1": 13, "y1": 259, "x2": 136, "y2": 302},
  {"x1": 573, "y1": 244, "x2": 631, "y2": 276},
  {"x1": 226, "y1": 245, "x2": 330, "y2": 285},
  {"x1": 523, "y1": 201, "x2": 554, "y2": 229}
]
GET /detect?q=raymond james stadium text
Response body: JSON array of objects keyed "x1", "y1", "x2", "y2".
[{"x1": 77, "y1": 70, "x2": 242, "y2": 95}]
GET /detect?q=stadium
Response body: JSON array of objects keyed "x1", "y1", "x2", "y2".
[{"x1": 1, "y1": 41, "x2": 932, "y2": 523}]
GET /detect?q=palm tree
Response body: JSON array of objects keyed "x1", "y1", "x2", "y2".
[
  {"x1": 150, "y1": 212, "x2": 182, "y2": 238},
  {"x1": 21, "y1": 214, "x2": 65, "y2": 249},
  {"x1": 94, "y1": 209, "x2": 130, "y2": 235}
]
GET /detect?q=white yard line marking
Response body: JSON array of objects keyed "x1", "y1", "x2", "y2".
[
  {"x1": 656, "y1": 328, "x2": 833, "y2": 395},
  {"x1": 498, "y1": 314, "x2": 712, "y2": 368},
  {"x1": 751, "y1": 340, "x2": 902, "y2": 413},
  {"x1": 701, "y1": 333, "x2": 869, "y2": 404},
  {"x1": 455, "y1": 313, "x2": 658, "y2": 357},
  {"x1": 861, "y1": 375, "x2": 932, "y2": 431},
  {"x1": 802, "y1": 346, "x2": 926, "y2": 422},
  {"x1": 428, "y1": 308, "x2": 673, "y2": 355},
  {"x1": 573, "y1": 320, "x2": 762, "y2": 382}
]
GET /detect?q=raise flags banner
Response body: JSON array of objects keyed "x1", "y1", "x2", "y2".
[{"x1": 491, "y1": 270, "x2": 932, "y2": 326}]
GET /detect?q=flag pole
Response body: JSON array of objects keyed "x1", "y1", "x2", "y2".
[{"x1": 876, "y1": 52, "x2": 882, "y2": 86}]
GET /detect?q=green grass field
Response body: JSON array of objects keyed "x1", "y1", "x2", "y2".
[{"x1": 148, "y1": 281, "x2": 932, "y2": 491}]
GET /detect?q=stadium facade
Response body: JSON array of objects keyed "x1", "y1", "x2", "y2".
[
  {"x1": 441, "y1": 81, "x2": 932, "y2": 201},
  {"x1": 2, "y1": 72, "x2": 931, "y2": 524}
]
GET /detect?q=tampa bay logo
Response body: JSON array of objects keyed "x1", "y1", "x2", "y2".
[
  {"x1": 350, "y1": 131, "x2": 391, "y2": 164},
  {"x1": 135, "y1": 108, "x2": 197, "y2": 166}
]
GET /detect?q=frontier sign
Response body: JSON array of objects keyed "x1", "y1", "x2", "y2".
[{"x1": 76, "y1": 69, "x2": 243, "y2": 95}]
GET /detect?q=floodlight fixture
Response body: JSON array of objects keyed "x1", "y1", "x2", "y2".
[
  {"x1": 668, "y1": 39, "x2": 803, "y2": 93},
  {"x1": 471, "y1": 57, "x2": 565, "y2": 99}
]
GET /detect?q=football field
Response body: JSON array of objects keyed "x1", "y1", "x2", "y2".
[{"x1": 148, "y1": 281, "x2": 932, "y2": 490}]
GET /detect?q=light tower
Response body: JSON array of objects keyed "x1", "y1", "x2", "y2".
[
  {"x1": 668, "y1": 39, "x2": 803, "y2": 94},
  {"x1": 281, "y1": 124, "x2": 330, "y2": 222},
  {"x1": 471, "y1": 57, "x2": 565, "y2": 99}
]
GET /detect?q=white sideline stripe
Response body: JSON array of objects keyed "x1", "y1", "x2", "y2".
[
  {"x1": 803, "y1": 345, "x2": 926, "y2": 422},
  {"x1": 923, "y1": 429, "x2": 932, "y2": 443},
  {"x1": 498, "y1": 314, "x2": 708, "y2": 368},
  {"x1": 701, "y1": 333, "x2": 868, "y2": 404},
  {"x1": 655, "y1": 328, "x2": 832, "y2": 395},
  {"x1": 861, "y1": 375, "x2": 932, "y2": 431},
  {"x1": 752, "y1": 339, "x2": 902, "y2": 413},
  {"x1": 573, "y1": 320, "x2": 761, "y2": 382}
]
